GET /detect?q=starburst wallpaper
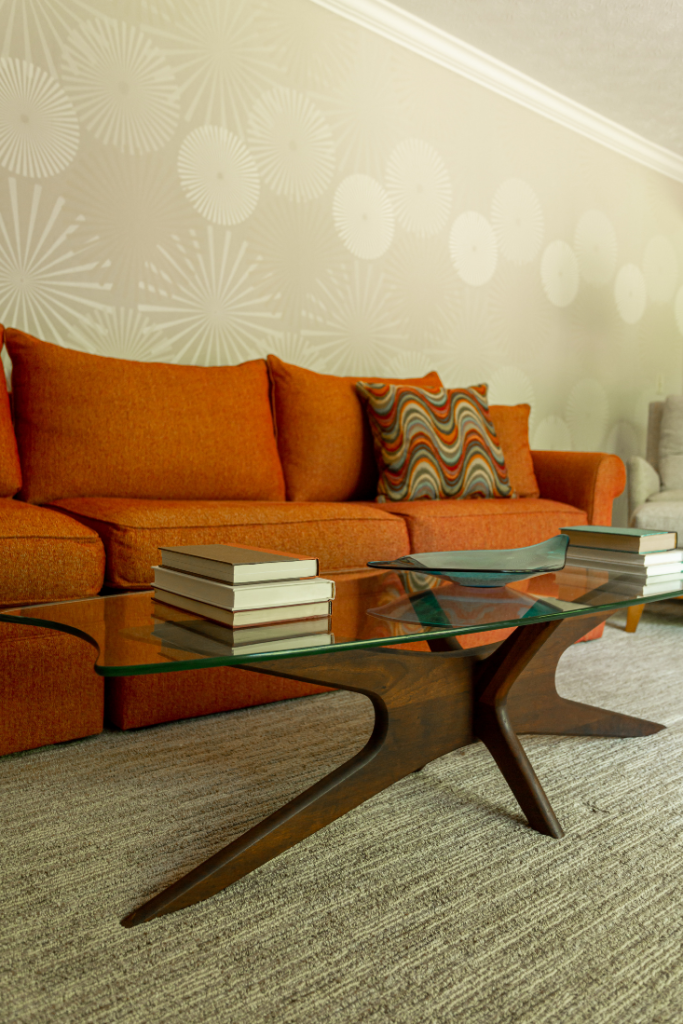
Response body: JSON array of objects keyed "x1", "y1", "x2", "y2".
[{"x1": 0, "y1": 0, "x2": 682, "y2": 523}]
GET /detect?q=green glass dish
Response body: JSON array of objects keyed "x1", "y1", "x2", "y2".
[{"x1": 367, "y1": 534, "x2": 570, "y2": 587}]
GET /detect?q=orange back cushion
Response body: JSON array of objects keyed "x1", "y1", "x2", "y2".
[
  {"x1": 6, "y1": 329, "x2": 285, "y2": 504},
  {"x1": 488, "y1": 403, "x2": 540, "y2": 498},
  {"x1": 267, "y1": 355, "x2": 443, "y2": 501},
  {"x1": 0, "y1": 326, "x2": 21, "y2": 497}
]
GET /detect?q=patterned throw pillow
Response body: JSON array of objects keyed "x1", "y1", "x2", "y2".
[{"x1": 355, "y1": 381, "x2": 512, "y2": 502}]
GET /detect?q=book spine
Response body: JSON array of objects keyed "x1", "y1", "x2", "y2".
[{"x1": 565, "y1": 558, "x2": 683, "y2": 578}]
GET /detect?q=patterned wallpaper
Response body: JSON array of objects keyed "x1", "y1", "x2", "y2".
[{"x1": 0, "y1": 0, "x2": 682, "y2": 521}]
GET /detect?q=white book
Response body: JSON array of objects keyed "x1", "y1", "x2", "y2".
[
  {"x1": 565, "y1": 547, "x2": 683, "y2": 568},
  {"x1": 158, "y1": 543, "x2": 318, "y2": 584},
  {"x1": 563, "y1": 563, "x2": 683, "y2": 585},
  {"x1": 153, "y1": 621, "x2": 334, "y2": 657},
  {"x1": 566, "y1": 553, "x2": 683, "y2": 578},
  {"x1": 153, "y1": 589, "x2": 333, "y2": 628},
  {"x1": 609, "y1": 570, "x2": 683, "y2": 584},
  {"x1": 153, "y1": 566, "x2": 336, "y2": 611},
  {"x1": 603, "y1": 578, "x2": 683, "y2": 598},
  {"x1": 561, "y1": 564, "x2": 683, "y2": 597},
  {"x1": 152, "y1": 605, "x2": 331, "y2": 645}
]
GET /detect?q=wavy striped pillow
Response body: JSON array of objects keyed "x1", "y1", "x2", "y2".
[{"x1": 355, "y1": 381, "x2": 512, "y2": 502}]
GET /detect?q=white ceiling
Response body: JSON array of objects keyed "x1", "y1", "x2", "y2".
[{"x1": 383, "y1": 0, "x2": 683, "y2": 157}]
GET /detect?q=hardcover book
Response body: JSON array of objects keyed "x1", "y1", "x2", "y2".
[
  {"x1": 152, "y1": 604, "x2": 331, "y2": 645},
  {"x1": 565, "y1": 547, "x2": 683, "y2": 568},
  {"x1": 158, "y1": 543, "x2": 318, "y2": 584},
  {"x1": 560, "y1": 525, "x2": 677, "y2": 554},
  {"x1": 153, "y1": 621, "x2": 334, "y2": 657},
  {"x1": 153, "y1": 589, "x2": 333, "y2": 628},
  {"x1": 152, "y1": 566, "x2": 336, "y2": 611},
  {"x1": 565, "y1": 553, "x2": 683, "y2": 578},
  {"x1": 602, "y1": 578, "x2": 683, "y2": 598}
]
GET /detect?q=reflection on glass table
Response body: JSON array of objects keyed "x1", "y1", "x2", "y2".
[{"x1": 1, "y1": 564, "x2": 681, "y2": 674}]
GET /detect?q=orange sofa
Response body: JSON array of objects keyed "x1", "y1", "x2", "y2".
[{"x1": 0, "y1": 328, "x2": 626, "y2": 756}]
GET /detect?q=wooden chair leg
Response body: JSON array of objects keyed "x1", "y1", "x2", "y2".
[{"x1": 625, "y1": 604, "x2": 645, "y2": 633}]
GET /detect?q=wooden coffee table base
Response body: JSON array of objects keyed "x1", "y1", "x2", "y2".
[{"x1": 121, "y1": 610, "x2": 664, "y2": 927}]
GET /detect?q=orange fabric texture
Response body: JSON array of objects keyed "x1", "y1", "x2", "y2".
[
  {"x1": 0, "y1": 499, "x2": 104, "y2": 604},
  {"x1": 102, "y1": 570, "x2": 388, "y2": 731},
  {"x1": 530, "y1": 451, "x2": 626, "y2": 525},
  {"x1": 488, "y1": 404, "x2": 540, "y2": 498},
  {"x1": 105, "y1": 667, "x2": 329, "y2": 730},
  {"x1": 0, "y1": 621, "x2": 103, "y2": 756},
  {"x1": 6, "y1": 329, "x2": 285, "y2": 504},
  {"x1": 102, "y1": 593, "x2": 330, "y2": 729},
  {"x1": 267, "y1": 355, "x2": 443, "y2": 502},
  {"x1": 48, "y1": 498, "x2": 411, "y2": 587},
  {"x1": 382, "y1": 497, "x2": 587, "y2": 552},
  {"x1": 106, "y1": 570, "x2": 419, "y2": 731},
  {"x1": 0, "y1": 326, "x2": 21, "y2": 497}
]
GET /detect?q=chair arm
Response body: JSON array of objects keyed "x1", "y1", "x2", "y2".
[
  {"x1": 627, "y1": 456, "x2": 660, "y2": 520},
  {"x1": 531, "y1": 451, "x2": 626, "y2": 525}
]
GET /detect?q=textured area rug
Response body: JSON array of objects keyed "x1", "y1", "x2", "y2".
[{"x1": 2, "y1": 606, "x2": 683, "y2": 1024}]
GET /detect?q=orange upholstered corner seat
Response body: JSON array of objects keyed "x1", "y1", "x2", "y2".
[
  {"x1": 0, "y1": 330, "x2": 626, "y2": 743},
  {"x1": 0, "y1": 499, "x2": 104, "y2": 605},
  {"x1": 0, "y1": 328, "x2": 106, "y2": 756}
]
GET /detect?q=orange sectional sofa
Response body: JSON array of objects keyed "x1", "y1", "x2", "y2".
[{"x1": 0, "y1": 328, "x2": 626, "y2": 756}]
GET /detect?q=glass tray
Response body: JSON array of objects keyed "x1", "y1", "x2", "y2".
[{"x1": 367, "y1": 534, "x2": 569, "y2": 587}]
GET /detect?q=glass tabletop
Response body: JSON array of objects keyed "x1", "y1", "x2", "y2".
[{"x1": 1, "y1": 566, "x2": 681, "y2": 677}]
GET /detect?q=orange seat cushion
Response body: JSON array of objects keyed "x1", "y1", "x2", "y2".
[
  {"x1": 488, "y1": 404, "x2": 540, "y2": 498},
  {"x1": 0, "y1": 499, "x2": 105, "y2": 604},
  {"x1": 0, "y1": 327, "x2": 21, "y2": 498},
  {"x1": 49, "y1": 498, "x2": 411, "y2": 588},
  {"x1": 382, "y1": 497, "x2": 587, "y2": 552},
  {"x1": 105, "y1": 667, "x2": 329, "y2": 731},
  {"x1": 6, "y1": 329, "x2": 285, "y2": 504},
  {"x1": 267, "y1": 355, "x2": 443, "y2": 502}
]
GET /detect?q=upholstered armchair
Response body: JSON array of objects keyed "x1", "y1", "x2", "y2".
[
  {"x1": 626, "y1": 395, "x2": 683, "y2": 631},
  {"x1": 628, "y1": 397, "x2": 683, "y2": 526}
]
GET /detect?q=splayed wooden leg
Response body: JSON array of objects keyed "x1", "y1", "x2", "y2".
[
  {"x1": 505, "y1": 610, "x2": 664, "y2": 738},
  {"x1": 121, "y1": 646, "x2": 477, "y2": 926},
  {"x1": 474, "y1": 621, "x2": 565, "y2": 839}
]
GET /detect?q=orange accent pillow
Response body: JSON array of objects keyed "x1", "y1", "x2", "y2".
[
  {"x1": 6, "y1": 329, "x2": 285, "y2": 505},
  {"x1": 488, "y1": 404, "x2": 540, "y2": 498},
  {"x1": 267, "y1": 355, "x2": 443, "y2": 501},
  {"x1": 0, "y1": 326, "x2": 21, "y2": 497}
]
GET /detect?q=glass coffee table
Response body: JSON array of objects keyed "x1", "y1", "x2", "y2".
[{"x1": 2, "y1": 565, "x2": 679, "y2": 927}]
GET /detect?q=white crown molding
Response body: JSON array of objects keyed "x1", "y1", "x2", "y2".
[{"x1": 310, "y1": 0, "x2": 683, "y2": 184}]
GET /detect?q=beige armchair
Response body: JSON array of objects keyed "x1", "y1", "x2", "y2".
[{"x1": 626, "y1": 395, "x2": 683, "y2": 631}]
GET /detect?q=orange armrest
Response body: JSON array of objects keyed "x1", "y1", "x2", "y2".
[{"x1": 531, "y1": 451, "x2": 626, "y2": 526}]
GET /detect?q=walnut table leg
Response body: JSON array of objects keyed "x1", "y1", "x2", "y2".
[
  {"x1": 121, "y1": 645, "x2": 478, "y2": 926},
  {"x1": 505, "y1": 610, "x2": 664, "y2": 738},
  {"x1": 121, "y1": 611, "x2": 665, "y2": 925}
]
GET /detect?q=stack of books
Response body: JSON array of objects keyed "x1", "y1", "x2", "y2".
[
  {"x1": 151, "y1": 543, "x2": 335, "y2": 656},
  {"x1": 560, "y1": 526, "x2": 683, "y2": 596}
]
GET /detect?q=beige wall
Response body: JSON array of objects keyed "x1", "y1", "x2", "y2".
[{"x1": 0, "y1": 0, "x2": 681, "y2": 519}]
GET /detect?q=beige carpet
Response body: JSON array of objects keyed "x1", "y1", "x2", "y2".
[{"x1": 2, "y1": 606, "x2": 683, "y2": 1024}]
